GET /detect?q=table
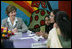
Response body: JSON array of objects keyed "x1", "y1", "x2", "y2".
[{"x1": 2, "y1": 33, "x2": 47, "y2": 48}]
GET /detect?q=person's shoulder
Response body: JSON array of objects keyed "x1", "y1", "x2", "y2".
[
  {"x1": 49, "y1": 27, "x2": 56, "y2": 34},
  {"x1": 17, "y1": 17, "x2": 22, "y2": 20},
  {"x1": 16, "y1": 17, "x2": 23, "y2": 21}
]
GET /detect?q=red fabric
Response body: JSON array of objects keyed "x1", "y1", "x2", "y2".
[
  {"x1": 59, "y1": 1, "x2": 71, "y2": 19},
  {"x1": 13, "y1": 1, "x2": 34, "y2": 14}
]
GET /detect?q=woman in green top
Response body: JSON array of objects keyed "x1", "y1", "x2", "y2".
[{"x1": 36, "y1": 16, "x2": 52, "y2": 39}]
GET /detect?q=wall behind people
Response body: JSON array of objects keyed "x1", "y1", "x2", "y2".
[{"x1": 59, "y1": 1, "x2": 71, "y2": 19}]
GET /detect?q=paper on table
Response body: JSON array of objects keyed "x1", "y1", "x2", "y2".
[
  {"x1": 19, "y1": 35, "x2": 40, "y2": 41},
  {"x1": 14, "y1": 32, "x2": 22, "y2": 35},
  {"x1": 32, "y1": 36, "x2": 39, "y2": 41},
  {"x1": 28, "y1": 34, "x2": 36, "y2": 36},
  {"x1": 27, "y1": 30, "x2": 32, "y2": 34},
  {"x1": 19, "y1": 37, "x2": 33, "y2": 40},
  {"x1": 27, "y1": 30, "x2": 36, "y2": 36},
  {"x1": 39, "y1": 36, "x2": 44, "y2": 39},
  {"x1": 10, "y1": 32, "x2": 22, "y2": 40},
  {"x1": 31, "y1": 43, "x2": 47, "y2": 48},
  {"x1": 32, "y1": 35, "x2": 44, "y2": 41}
]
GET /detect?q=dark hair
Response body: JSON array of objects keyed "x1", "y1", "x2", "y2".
[
  {"x1": 45, "y1": 16, "x2": 49, "y2": 19},
  {"x1": 6, "y1": 5, "x2": 17, "y2": 17},
  {"x1": 51, "y1": 9, "x2": 59, "y2": 16},
  {"x1": 51, "y1": 9, "x2": 60, "y2": 22},
  {"x1": 55, "y1": 11, "x2": 71, "y2": 39},
  {"x1": 44, "y1": 15, "x2": 50, "y2": 20}
]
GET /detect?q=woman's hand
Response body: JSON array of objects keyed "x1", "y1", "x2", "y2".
[
  {"x1": 36, "y1": 32, "x2": 41, "y2": 36},
  {"x1": 36, "y1": 31, "x2": 44, "y2": 36},
  {"x1": 36, "y1": 31, "x2": 48, "y2": 39},
  {"x1": 12, "y1": 28, "x2": 18, "y2": 33},
  {"x1": 43, "y1": 33, "x2": 48, "y2": 39}
]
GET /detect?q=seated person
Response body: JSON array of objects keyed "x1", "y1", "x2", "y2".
[
  {"x1": 36, "y1": 9, "x2": 59, "y2": 39},
  {"x1": 42, "y1": 16, "x2": 53, "y2": 34},
  {"x1": 1, "y1": 5, "x2": 28, "y2": 33},
  {"x1": 47, "y1": 11, "x2": 71, "y2": 48},
  {"x1": 36, "y1": 16, "x2": 53, "y2": 39}
]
